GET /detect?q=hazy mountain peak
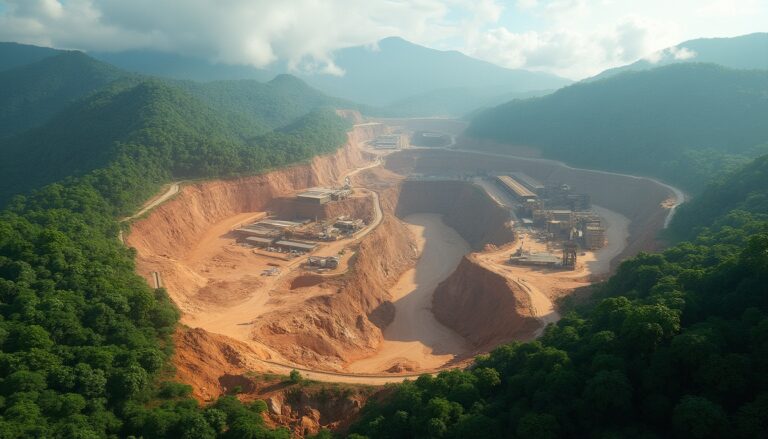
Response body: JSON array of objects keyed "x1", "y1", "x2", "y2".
[{"x1": 589, "y1": 32, "x2": 768, "y2": 81}]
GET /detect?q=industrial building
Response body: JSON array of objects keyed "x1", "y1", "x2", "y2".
[
  {"x1": 584, "y1": 225, "x2": 606, "y2": 249},
  {"x1": 257, "y1": 219, "x2": 303, "y2": 230},
  {"x1": 495, "y1": 175, "x2": 538, "y2": 202},
  {"x1": 296, "y1": 187, "x2": 352, "y2": 204},
  {"x1": 307, "y1": 256, "x2": 339, "y2": 269},
  {"x1": 509, "y1": 172, "x2": 545, "y2": 194},
  {"x1": 273, "y1": 240, "x2": 317, "y2": 253},
  {"x1": 244, "y1": 236, "x2": 275, "y2": 248},
  {"x1": 235, "y1": 226, "x2": 281, "y2": 239},
  {"x1": 372, "y1": 134, "x2": 404, "y2": 149},
  {"x1": 334, "y1": 218, "x2": 364, "y2": 232},
  {"x1": 509, "y1": 252, "x2": 561, "y2": 267}
]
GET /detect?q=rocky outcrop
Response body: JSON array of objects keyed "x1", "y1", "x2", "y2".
[
  {"x1": 266, "y1": 386, "x2": 370, "y2": 437},
  {"x1": 432, "y1": 256, "x2": 540, "y2": 349}
]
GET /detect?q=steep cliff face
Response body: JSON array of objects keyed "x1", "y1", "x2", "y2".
[
  {"x1": 395, "y1": 180, "x2": 515, "y2": 249},
  {"x1": 432, "y1": 256, "x2": 540, "y2": 349}
]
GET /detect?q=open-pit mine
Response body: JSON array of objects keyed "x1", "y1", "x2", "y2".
[{"x1": 125, "y1": 116, "x2": 682, "y2": 401}]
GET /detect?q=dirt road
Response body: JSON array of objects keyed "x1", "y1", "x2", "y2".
[
  {"x1": 346, "y1": 213, "x2": 472, "y2": 373},
  {"x1": 124, "y1": 182, "x2": 180, "y2": 222}
]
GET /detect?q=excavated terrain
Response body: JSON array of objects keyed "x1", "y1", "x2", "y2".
[{"x1": 126, "y1": 120, "x2": 680, "y2": 421}]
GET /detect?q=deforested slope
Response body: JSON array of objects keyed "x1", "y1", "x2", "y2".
[{"x1": 468, "y1": 63, "x2": 768, "y2": 191}]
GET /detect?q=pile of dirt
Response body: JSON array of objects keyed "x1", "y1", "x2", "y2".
[{"x1": 432, "y1": 255, "x2": 540, "y2": 350}]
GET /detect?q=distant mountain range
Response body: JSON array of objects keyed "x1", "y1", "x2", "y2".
[
  {"x1": 89, "y1": 36, "x2": 571, "y2": 116},
  {"x1": 296, "y1": 37, "x2": 570, "y2": 109},
  {"x1": 588, "y1": 32, "x2": 768, "y2": 81}
]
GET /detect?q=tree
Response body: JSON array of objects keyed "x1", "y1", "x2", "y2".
[{"x1": 673, "y1": 395, "x2": 727, "y2": 438}]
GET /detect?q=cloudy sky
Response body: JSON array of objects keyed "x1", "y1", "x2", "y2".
[{"x1": 0, "y1": 0, "x2": 765, "y2": 79}]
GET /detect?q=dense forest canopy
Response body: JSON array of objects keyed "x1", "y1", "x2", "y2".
[
  {"x1": 467, "y1": 63, "x2": 768, "y2": 192},
  {"x1": 0, "y1": 52, "x2": 128, "y2": 138}
]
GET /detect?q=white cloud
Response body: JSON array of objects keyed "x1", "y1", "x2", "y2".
[
  {"x1": 0, "y1": 0, "x2": 763, "y2": 80},
  {"x1": 0, "y1": 0, "x2": 468, "y2": 75},
  {"x1": 671, "y1": 46, "x2": 696, "y2": 60}
]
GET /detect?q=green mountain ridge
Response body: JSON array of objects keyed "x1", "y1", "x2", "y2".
[
  {"x1": 0, "y1": 41, "x2": 64, "y2": 71},
  {"x1": 589, "y1": 32, "x2": 768, "y2": 81},
  {"x1": 468, "y1": 63, "x2": 768, "y2": 191},
  {"x1": 300, "y1": 36, "x2": 571, "y2": 108},
  {"x1": 0, "y1": 51, "x2": 129, "y2": 138}
]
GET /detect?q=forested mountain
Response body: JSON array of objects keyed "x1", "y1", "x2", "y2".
[
  {"x1": 468, "y1": 63, "x2": 768, "y2": 191},
  {"x1": 670, "y1": 154, "x2": 768, "y2": 241},
  {"x1": 0, "y1": 78, "x2": 350, "y2": 206},
  {"x1": 301, "y1": 37, "x2": 570, "y2": 108},
  {"x1": 91, "y1": 49, "x2": 276, "y2": 82},
  {"x1": 178, "y1": 74, "x2": 358, "y2": 137},
  {"x1": 349, "y1": 153, "x2": 768, "y2": 438},
  {"x1": 0, "y1": 41, "x2": 63, "y2": 71},
  {"x1": 0, "y1": 51, "x2": 128, "y2": 137},
  {"x1": 590, "y1": 33, "x2": 768, "y2": 81},
  {"x1": 0, "y1": 46, "x2": 359, "y2": 204}
]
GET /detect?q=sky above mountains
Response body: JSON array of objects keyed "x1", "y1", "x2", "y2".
[{"x1": 0, "y1": 0, "x2": 765, "y2": 79}]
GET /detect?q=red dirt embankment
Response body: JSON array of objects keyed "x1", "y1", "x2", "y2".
[
  {"x1": 432, "y1": 255, "x2": 540, "y2": 350},
  {"x1": 127, "y1": 126, "x2": 379, "y2": 313},
  {"x1": 395, "y1": 180, "x2": 515, "y2": 249},
  {"x1": 174, "y1": 327, "x2": 272, "y2": 401},
  {"x1": 251, "y1": 211, "x2": 417, "y2": 369}
]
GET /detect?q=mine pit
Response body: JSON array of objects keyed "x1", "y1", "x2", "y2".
[{"x1": 126, "y1": 124, "x2": 678, "y2": 388}]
